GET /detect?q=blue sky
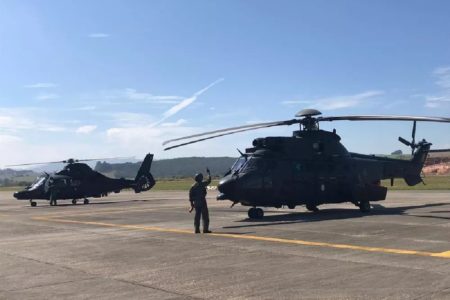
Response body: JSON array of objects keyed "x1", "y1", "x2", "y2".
[{"x1": 0, "y1": 0, "x2": 449, "y2": 167}]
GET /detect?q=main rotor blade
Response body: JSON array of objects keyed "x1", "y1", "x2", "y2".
[
  {"x1": 6, "y1": 156, "x2": 133, "y2": 167},
  {"x1": 164, "y1": 124, "x2": 285, "y2": 151},
  {"x1": 319, "y1": 115, "x2": 450, "y2": 122},
  {"x1": 74, "y1": 157, "x2": 133, "y2": 162},
  {"x1": 6, "y1": 161, "x2": 65, "y2": 167},
  {"x1": 162, "y1": 119, "x2": 298, "y2": 146}
]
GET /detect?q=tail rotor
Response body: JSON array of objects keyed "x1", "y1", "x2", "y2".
[{"x1": 398, "y1": 121, "x2": 419, "y2": 155}]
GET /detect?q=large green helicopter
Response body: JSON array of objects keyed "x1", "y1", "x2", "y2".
[
  {"x1": 11, "y1": 154, "x2": 155, "y2": 207},
  {"x1": 163, "y1": 109, "x2": 450, "y2": 219}
]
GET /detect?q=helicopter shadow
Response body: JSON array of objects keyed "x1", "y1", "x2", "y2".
[{"x1": 222, "y1": 202, "x2": 450, "y2": 229}]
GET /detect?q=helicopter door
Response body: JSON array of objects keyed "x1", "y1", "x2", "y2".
[
  {"x1": 291, "y1": 161, "x2": 314, "y2": 204},
  {"x1": 262, "y1": 159, "x2": 276, "y2": 202},
  {"x1": 314, "y1": 163, "x2": 339, "y2": 204}
]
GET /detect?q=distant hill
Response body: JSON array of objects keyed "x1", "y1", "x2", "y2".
[
  {"x1": 4, "y1": 152, "x2": 447, "y2": 187},
  {"x1": 0, "y1": 168, "x2": 38, "y2": 186},
  {"x1": 94, "y1": 157, "x2": 237, "y2": 179},
  {"x1": 0, "y1": 168, "x2": 36, "y2": 179}
]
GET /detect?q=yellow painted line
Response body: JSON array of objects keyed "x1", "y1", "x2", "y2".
[
  {"x1": 33, "y1": 216, "x2": 450, "y2": 259},
  {"x1": 433, "y1": 251, "x2": 450, "y2": 258},
  {"x1": 38, "y1": 207, "x2": 158, "y2": 218}
]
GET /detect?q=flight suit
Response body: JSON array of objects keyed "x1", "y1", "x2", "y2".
[
  {"x1": 47, "y1": 178, "x2": 59, "y2": 206},
  {"x1": 189, "y1": 174, "x2": 211, "y2": 233}
]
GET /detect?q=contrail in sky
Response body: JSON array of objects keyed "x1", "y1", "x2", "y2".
[{"x1": 152, "y1": 78, "x2": 224, "y2": 126}]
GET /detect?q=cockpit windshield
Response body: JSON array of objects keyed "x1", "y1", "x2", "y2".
[
  {"x1": 29, "y1": 176, "x2": 46, "y2": 190},
  {"x1": 231, "y1": 156, "x2": 247, "y2": 173}
]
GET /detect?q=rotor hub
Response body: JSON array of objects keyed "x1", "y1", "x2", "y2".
[{"x1": 295, "y1": 109, "x2": 322, "y2": 118}]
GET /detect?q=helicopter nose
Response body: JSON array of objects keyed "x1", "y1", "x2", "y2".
[
  {"x1": 13, "y1": 191, "x2": 24, "y2": 199},
  {"x1": 217, "y1": 176, "x2": 236, "y2": 199}
]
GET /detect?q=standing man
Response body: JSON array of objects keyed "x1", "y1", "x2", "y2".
[{"x1": 189, "y1": 168, "x2": 212, "y2": 234}]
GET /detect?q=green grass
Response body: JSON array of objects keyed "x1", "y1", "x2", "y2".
[
  {"x1": 0, "y1": 186, "x2": 23, "y2": 192},
  {"x1": 0, "y1": 180, "x2": 220, "y2": 192},
  {"x1": 381, "y1": 176, "x2": 450, "y2": 190},
  {"x1": 152, "y1": 179, "x2": 220, "y2": 191},
  {"x1": 1, "y1": 177, "x2": 448, "y2": 192}
]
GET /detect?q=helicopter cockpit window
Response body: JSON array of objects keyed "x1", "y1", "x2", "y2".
[
  {"x1": 29, "y1": 176, "x2": 46, "y2": 190},
  {"x1": 241, "y1": 157, "x2": 263, "y2": 172},
  {"x1": 231, "y1": 156, "x2": 247, "y2": 173}
]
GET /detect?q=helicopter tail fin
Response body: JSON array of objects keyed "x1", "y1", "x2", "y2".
[
  {"x1": 404, "y1": 140, "x2": 432, "y2": 186},
  {"x1": 134, "y1": 153, "x2": 156, "y2": 193}
]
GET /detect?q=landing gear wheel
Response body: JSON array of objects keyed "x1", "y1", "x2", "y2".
[
  {"x1": 72, "y1": 199, "x2": 77, "y2": 205},
  {"x1": 248, "y1": 208, "x2": 256, "y2": 219},
  {"x1": 287, "y1": 204, "x2": 296, "y2": 209},
  {"x1": 359, "y1": 200, "x2": 371, "y2": 213},
  {"x1": 306, "y1": 204, "x2": 319, "y2": 212},
  {"x1": 248, "y1": 207, "x2": 264, "y2": 219},
  {"x1": 84, "y1": 198, "x2": 89, "y2": 205},
  {"x1": 30, "y1": 201, "x2": 37, "y2": 207},
  {"x1": 255, "y1": 208, "x2": 264, "y2": 219}
]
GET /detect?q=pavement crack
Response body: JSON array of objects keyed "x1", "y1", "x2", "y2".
[
  {"x1": 111, "y1": 278, "x2": 204, "y2": 300},
  {"x1": 0, "y1": 251, "x2": 203, "y2": 299},
  {"x1": 5, "y1": 278, "x2": 94, "y2": 292}
]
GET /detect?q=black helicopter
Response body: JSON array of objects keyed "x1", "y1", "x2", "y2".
[
  {"x1": 12, "y1": 154, "x2": 155, "y2": 207},
  {"x1": 163, "y1": 109, "x2": 450, "y2": 219}
]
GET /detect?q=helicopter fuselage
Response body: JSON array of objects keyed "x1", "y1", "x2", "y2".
[{"x1": 217, "y1": 130, "x2": 430, "y2": 209}]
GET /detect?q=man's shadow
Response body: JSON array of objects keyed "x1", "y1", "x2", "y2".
[{"x1": 222, "y1": 202, "x2": 450, "y2": 229}]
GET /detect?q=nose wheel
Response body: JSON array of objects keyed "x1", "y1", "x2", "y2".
[
  {"x1": 306, "y1": 204, "x2": 319, "y2": 212},
  {"x1": 248, "y1": 207, "x2": 264, "y2": 219},
  {"x1": 359, "y1": 200, "x2": 371, "y2": 213}
]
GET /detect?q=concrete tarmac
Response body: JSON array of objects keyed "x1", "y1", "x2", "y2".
[{"x1": 0, "y1": 190, "x2": 449, "y2": 299}]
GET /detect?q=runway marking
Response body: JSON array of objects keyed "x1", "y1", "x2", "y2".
[{"x1": 33, "y1": 216, "x2": 450, "y2": 259}]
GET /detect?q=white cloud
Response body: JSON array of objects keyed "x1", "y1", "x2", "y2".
[
  {"x1": 425, "y1": 66, "x2": 450, "y2": 108},
  {"x1": 124, "y1": 88, "x2": 183, "y2": 104},
  {"x1": 104, "y1": 78, "x2": 228, "y2": 156},
  {"x1": 81, "y1": 88, "x2": 184, "y2": 106},
  {"x1": 160, "y1": 119, "x2": 187, "y2": 127},
  {"x1": 0, "y1": 108, "x2": 67, "y2": 132},
  {"x1": 76, "y1": 125, "x2": 97, "y2": 134},
  {"x1": 36, "y1": 93, "x2": 59, "y2": 100},
  {"x1": 282, "y1": 90, "x2": 384, "y2": 110},
  {"x1": 24, "y1": 83, "x2": 57, "y2": 88},
  {"x1": 109, "y1": 112, "x2": 156, "y2": 127},
  {"x1": 106, "y1": 123, "x2": 197, "y2": 154},
  {"x1": 88, "y1": 33, "x2": 110, "y2": 38},
  {"x1": 0, "y1": 134, "x2": 22, "y2": 143},
  {"x1": 425, "y1": 96, "x2": 450, "y2": 108}
]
